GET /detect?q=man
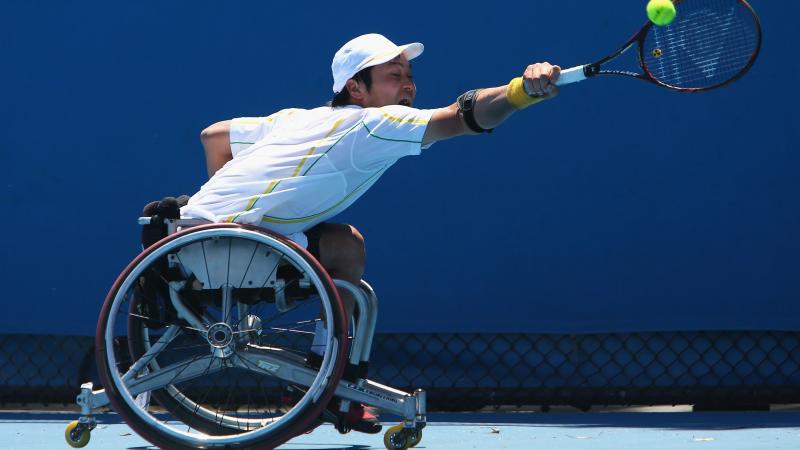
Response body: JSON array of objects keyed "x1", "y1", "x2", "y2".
[{"x1": 180, "y1": 33, "x2": 560, "y2": 433}]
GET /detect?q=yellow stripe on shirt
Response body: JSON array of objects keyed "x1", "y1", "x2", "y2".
[
  {"x1": 291, "y1": 118, "x2": 345, "y2": 177},
  {"x1": 260, "y1": 165, "x2": 388, "y2": 225},
  {"x1": 378, "y1": 108, "x2": 429, "y2": 125},
  {"x1": 224, "y1": 118, "x2": 345, "y2": 223}
]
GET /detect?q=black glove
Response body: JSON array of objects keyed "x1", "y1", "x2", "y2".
[{"x1": 141, "y1": 195, "x2": 190, "y2": 249}]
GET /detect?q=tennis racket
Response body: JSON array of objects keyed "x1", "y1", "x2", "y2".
[{"x1": 555, "y1": 0, "x2": 762, "y2": 92}]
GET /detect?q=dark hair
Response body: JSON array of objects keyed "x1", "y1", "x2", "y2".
[{"x1": 330, "y1": 66, "x2": 373, "y2": 107}]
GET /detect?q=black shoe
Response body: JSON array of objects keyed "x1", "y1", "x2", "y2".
[{"x1": 322, "y1": 399, "x2": 382, "y2": 435}]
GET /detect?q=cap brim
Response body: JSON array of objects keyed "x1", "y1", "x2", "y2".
[
  {"x1": 400, "y1": 42, "x2": 424, "y2": 61},
  {"x1": 357, "y1": 42, "x2": 424, "y2": 72}
]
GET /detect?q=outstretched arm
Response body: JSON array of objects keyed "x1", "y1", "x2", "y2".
[
  {"x1": 200, "y1": 120, "x2": 232, "y2": 177},
  {"x1": 422, "y1": 63, "x2": 560, "y2": 146}
]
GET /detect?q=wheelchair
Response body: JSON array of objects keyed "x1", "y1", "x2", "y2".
[{"x1": 65, "y1": 218, "x2": 426, "y2": 450}]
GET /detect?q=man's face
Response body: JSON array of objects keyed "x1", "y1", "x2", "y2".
[{"x1": 358, "y1": 55, "x2": 416, "y2": 108}]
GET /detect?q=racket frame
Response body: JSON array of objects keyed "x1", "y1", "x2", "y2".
[{"x1": 556, "y1": 0, "x2": 762, "y2": 92}]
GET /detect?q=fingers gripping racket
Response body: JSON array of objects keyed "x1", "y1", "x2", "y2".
[{"x1": 555, "y1": 0, "x2": 762, "y2": 92}]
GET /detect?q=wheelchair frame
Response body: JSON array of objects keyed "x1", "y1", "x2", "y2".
[{"x1": 67, "y1": 218, "x2": 426, "y2": 450}]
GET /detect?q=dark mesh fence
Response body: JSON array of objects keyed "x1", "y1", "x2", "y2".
[
  {"x1": 369, "y1": 331, "x2": 800, "y2": 410},
  {"x1": 0, "y1": 334, "x2": 94, "y2": 407},
  {"x1": 2, "y1": 331, "x2": 799, "y2": 410}
]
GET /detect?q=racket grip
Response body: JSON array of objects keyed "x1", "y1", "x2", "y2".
[{"x1": 555, "y1": 65, "x2": 588, "y2": 86}]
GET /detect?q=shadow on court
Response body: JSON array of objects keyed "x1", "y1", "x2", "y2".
[
  {"x1": 3, "y1": 410, "x2": 800, "y2": 429},
  {"x1": 393, "y1": 411, "x2": 800, "y2": 430}
]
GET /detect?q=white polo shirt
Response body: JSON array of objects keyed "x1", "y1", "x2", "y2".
[{"x1": 181, "y1": 104, "x2": 436, "y2": 248}]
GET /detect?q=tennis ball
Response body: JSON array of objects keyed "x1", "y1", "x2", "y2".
[{"x1": 647, "y1": 0, "x2": 676, "y2": 26}]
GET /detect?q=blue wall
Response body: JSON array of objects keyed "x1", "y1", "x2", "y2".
[{"x1": 1, "y1": 1, "x2": 797, "y2": 335}]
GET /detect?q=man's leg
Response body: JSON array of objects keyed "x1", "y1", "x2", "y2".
[
  {"x1": 314, "y1": 223, "x2": 366, "y2": 319},
  {"x1": 305, "y1": 222, "x2": 366, "y2": 358},
  {"x1": 306, "y1": 223, "x2": 381, "y2": 434}
]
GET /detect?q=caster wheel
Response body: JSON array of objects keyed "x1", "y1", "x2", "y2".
[
  {"x1": 408, "y1": 427, "x2": 423, "y2": 447},
  {"x1": 383, "y1": 423, "x2": 410, "y2": 450},
  {"x1": 65, "y1": 420, "x2": 91, "y2": 448}
]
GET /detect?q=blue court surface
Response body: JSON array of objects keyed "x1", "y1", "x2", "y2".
[{"x1": 2, "y1": 410, "x2": 799, "y2": 450}]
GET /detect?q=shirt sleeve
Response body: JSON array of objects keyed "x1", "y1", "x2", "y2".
[
  {"x1": 228, "y1": 115, "x2": 277, "y2": 157},
  {"x1": 360, "y1": 105, "x2": 436, "y2": 162}
]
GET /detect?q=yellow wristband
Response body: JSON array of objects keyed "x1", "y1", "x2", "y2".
[{"x1": 506, "y1": 77, "x2": 544, "y2": 109}]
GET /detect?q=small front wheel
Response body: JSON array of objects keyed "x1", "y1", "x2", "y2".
[
  {"x1": 65, "y1": 420, "x2": 91, "y2": 448},
  {"x1": 407, "y1": 427, "x2": 423, "y2": 447},
  {"x1": 383, "y1": 423, "x2": 410, "y2": 450}
]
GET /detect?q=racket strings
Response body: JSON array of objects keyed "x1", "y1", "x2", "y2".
[
  {"x1": 650, "y1": 17, "x2": 754, "y2": 84},
  {"x1": 646, "y1": 5, "x2": 758, "y2": 87},
  {"x1": 655, "y1": 18, "x2": 754, "y2": 76},
  {"x1": 642, "y1": 0, "x2": 759, "y2": 89},
  {"x1": 649, "y1": 32, "x2": 754, "y2": 82}
]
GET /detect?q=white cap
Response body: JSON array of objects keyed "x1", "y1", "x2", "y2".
[{"x1": 331, "y1": 33, "x2": 424, "y2": 94}]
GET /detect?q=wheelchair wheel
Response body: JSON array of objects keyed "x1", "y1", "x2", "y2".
[{"x1": 95, "y1": 223, "x2": 348, "y2": 450}]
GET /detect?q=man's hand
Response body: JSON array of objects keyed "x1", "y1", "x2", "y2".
[
  {"x1": 522, "y1": 62, "x2": 561, "y2": 99},
  {"x1": 422, "y1": 61, "x2": 562, "y2": 146}
]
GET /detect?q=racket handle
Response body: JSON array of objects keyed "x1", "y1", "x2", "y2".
[{"x1": 555, "y1": 65, "x2": 588, "y2": 86}]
